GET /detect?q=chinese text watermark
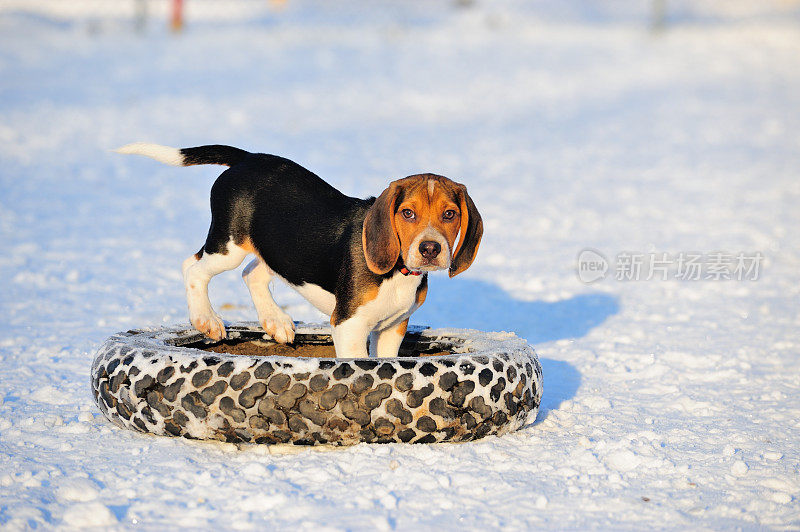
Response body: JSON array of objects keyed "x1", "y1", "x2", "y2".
[{"x1": 577, "y1": 250, "x2": 764, "y2": 283}]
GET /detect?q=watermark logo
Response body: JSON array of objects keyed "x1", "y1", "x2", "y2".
[
  {"x1": 577, "y1": 250, "x2": 764, "y2": 283},
  {"x1": 577, "y1": 248, "x2": 609, "y2": 283}
]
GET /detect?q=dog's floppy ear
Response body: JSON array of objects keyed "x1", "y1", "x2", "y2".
[
  {"x1": 363, "y1": 182, "x2": 402, "y2": 275},
  {"x1": 449, "y1": 185, "x2": 483, "y2": 277}
]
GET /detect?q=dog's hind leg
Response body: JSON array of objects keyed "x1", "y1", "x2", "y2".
[
  {"x1": 182, "y1": 240, "x2": 248, "y2": 341},
  {"x1": 242, "y1": 258, "x2": 295, "y2": 344}
]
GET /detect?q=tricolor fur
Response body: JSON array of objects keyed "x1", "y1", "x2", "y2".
[{"x1": 115, "y1": 142, "x2": 483, "y2": 358}]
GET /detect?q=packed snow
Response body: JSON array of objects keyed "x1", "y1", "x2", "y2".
[{"x1": 1, "y1": 0, "x2": 799, "y2": 529}]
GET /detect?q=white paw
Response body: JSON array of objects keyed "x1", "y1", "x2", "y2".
[
  {"x1": 191, "y1": 312, "x2": 226, "y2": 341},
  {"x1": 260, "y1": 311, "x2": 295, "y2": 344}
]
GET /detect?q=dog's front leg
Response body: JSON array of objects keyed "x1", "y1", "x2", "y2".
[
  {"x1": 331, "y1": 317, "x2": 371, "y2": 358},
  {"x1": 368, "y1": 318, "x2": 409, "y2": 358}
]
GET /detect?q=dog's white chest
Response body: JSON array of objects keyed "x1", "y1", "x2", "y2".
[
  {"x1": 289, "y1": 272, "x2": 422, "y2": 330},
  {"x1": 359, "y1": 272, "x2": 423, "y2": 329}
]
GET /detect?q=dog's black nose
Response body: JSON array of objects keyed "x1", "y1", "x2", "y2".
[{"x1": 419, "y1": 241, "x2": 441, "y2": 259}]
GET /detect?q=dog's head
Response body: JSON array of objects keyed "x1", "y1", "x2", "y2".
[{"x1": 363, "y1": 174, "x2": 483, "y2": 277}]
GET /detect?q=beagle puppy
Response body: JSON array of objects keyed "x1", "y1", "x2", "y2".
[{"x1": 115, "y1": 143, "x2": 483, "y2": 358}]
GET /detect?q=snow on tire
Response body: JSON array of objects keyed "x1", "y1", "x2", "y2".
[{"x1": 91, "y1": 322, "x2": 542, "y2": 445}]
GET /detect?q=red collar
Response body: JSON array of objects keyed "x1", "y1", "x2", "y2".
[{"x1": 398, "y1": 262, "x2": 423, "y2": 276}]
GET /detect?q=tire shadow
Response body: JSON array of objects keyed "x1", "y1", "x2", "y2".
[
  {"x1": 531, "y1": 358, "x2": 582, "y2": 425},
  {"x1": 413, "y1": 276, "x2": 619, "y2": 424}
]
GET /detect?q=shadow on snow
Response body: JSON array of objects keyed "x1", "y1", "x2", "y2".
[{"x1": 414, "y1": 276, "x2": 619, "y2": 424}]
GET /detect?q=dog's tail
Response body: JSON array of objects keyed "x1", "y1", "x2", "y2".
[{"x1": 114, "y1": 142, "x2": 250, "y2": 167}]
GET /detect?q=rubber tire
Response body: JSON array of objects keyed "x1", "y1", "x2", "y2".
[{"x1": 91, "y1": 322, "x2": 542, "y2": 445}]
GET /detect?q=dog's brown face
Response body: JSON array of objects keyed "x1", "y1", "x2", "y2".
[{"x1": 362, "y1": 174, "x2": 483, "y2": 277}]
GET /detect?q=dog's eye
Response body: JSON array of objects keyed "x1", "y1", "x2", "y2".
[
  {"x1": 442, "y1": 209, "x2": 457, "y2": 220},
  {"x1": 401, "y1": 209, "x2": 416, "y2": 220}
]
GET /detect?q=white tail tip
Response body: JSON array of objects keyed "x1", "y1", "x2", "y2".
[{"x1": 114, "y1": 142, "x2": 184, "y2": 167}]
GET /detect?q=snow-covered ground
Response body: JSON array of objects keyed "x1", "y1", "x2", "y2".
[{"x1": 1, "y1": 0, "x2": 799, "y2": 529}]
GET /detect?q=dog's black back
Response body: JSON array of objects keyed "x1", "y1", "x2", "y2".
[{"x1": 202, "y1": 153, "x2": 373, "y2": 294}]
